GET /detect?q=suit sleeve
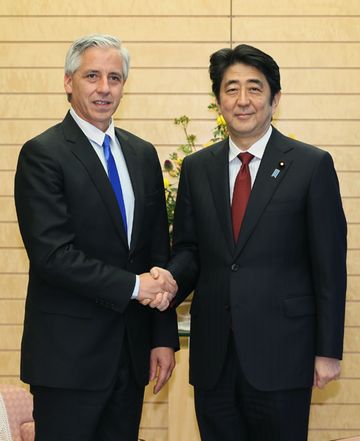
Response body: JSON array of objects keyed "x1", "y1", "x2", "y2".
[
  {"x1": 307, "y1": 151, "x2": 347, "y2": 359},
  {"x1": 146, "y1": 145, "x2": 179, "y2": 350},
  {"x1": 167, "y1": 157, "x2": 200, "y2": 306},
  {"x1": 15, "y1": 138, "x2": 136, "y2": 313}
]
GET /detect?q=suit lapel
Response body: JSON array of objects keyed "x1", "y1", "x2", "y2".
[
  {"x1": 115, "y1": 128, "x2": 144, "y2": 254},
  {"x1": 234, "y1": 127, "x2": 294, "y2": 259},
  {"x1": 205, "y1": 139, "x2": 235, "y2": 255},
  {"x1": 62, "y1": 112, "x2": 128, "y2": 248}
]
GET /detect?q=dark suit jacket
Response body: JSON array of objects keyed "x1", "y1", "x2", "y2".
[
  {"x1": 15, "y1": 112, "x2": 179, "y2": 391},
  {"x1": 168, "y1": 127, "x2": 347, "y2": 392}
]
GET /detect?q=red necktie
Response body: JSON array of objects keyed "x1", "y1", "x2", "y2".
[{"x1": 232, "y1": 152, "x2": 254, "y2": 241}]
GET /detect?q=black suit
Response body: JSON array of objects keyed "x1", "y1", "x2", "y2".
[
  {"x1": 15, "y1": 112, "x2": 178, "y2": 439},
  {"x1": 169, "y1": 127, "x2": 347, "y2": 440}
]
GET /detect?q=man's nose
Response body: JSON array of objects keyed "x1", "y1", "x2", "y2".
[
  {"x1": 236, "y1": 90, "x2": 250, "y2": 106},
  {"x1": 97, "y1": 76, "x2": 110, "y2": 93}
]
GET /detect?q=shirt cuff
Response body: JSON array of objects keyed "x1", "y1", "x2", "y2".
[{"x1": 131, "y1": 275, "x2": 140, "y2": 299}]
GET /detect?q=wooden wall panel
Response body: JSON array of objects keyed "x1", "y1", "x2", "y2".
[
  {"x1": 347, "y1": 276, "x2": 360, "y2": 300},
  {"x1": 0, "y1": 300, "x2": 25, "y2": 324},
  {"x1": 0, "y1": 146, "x2": 20, "y2": 169},
  {"x1": 0, "y1": 198, "x2": 17, "y2": 222},
  {"x1": 348, "y1": 251, "x2": 360, "y2": 275},
  {"x1": 0, "y1": 224, "x2": 22, "y2": 248},
  {"x1": 0, "y1": 17, "x2": 229, "y2": 42},
  {"x1": 312, "y1": 379, "x2": 360, "y2": 404},
  {"x1": 343, "y1": 200, "x2": 360, "y2": 224},
  {"x1": 309, "y1": 433, "x2": 360, "y2": 441},
  {"x1": 232, "y1": 17, "x2": 360, "y2": 42},
  {"x1": 344, "y1": 329, "x2": 360, "y2": 353},
  {"x1": 0, "y1": 0, "x2": 229, "y2": 16},
  {"x1": 326, "y1": 148, "x2": 360, "y2": 172},
  {"x1": 309, "y1": 405, "x2": 360, "y2": 429},
  {"x1": 341, "y1": 353, "x2": 360, "y2": 377},
  {"x1": 0, "y1": 249, "x2": 28, "y2": 273},
  {"x1": 0, "y1": 351, "x2": 20, "y2": 376},
  {"x1": 0, "y1": 274, "x2": 27, "y2": 299},
  {"x1": 232, "y1": 0, "x2": 360, "y2": 15},
  {"x1": 0, "y1": 326, "x2": 22, "y2": 350},
  {"x1": 236, "y1": 43, "x2": 360, "y2": 68},
  {"x1": 0, "y1": 1, "x2": 359, "y2": 440},
  {"x1": 0, "y1": 42, "x2": 226, "y2": 68},
  {"x1": 1, "y1": 171, "x2": 15, "y2": 196}
]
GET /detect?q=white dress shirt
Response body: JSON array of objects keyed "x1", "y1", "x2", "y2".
[{"x1": 229, "y1": 126, "x2": 272, "y2": 203}]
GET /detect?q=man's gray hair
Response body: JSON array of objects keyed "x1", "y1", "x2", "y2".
[{"x1": 64, "y1": 34, "x2": 130, "y2": 80}]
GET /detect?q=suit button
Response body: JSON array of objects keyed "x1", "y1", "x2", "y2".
[
  {"x1": 225, "y1": 305, "x2": 230, "y2": 311},
  {"x1": 230, "y1": 264, "x2": 239, "y2": 272}
]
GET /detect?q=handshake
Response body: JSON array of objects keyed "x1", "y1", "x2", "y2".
[{"x1": 138, "y1": 267, "x2": 178, "y2": 311}]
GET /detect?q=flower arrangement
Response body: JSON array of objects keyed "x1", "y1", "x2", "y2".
[{"x1": 163, "y1": 102, "x2": 228, "y2": 237}]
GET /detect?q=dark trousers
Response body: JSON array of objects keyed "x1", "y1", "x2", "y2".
[
  {"x1": 31, "y1": 340, "x2": 144, "y2": 441},
  {"x1": 194, "y1": 335, "x2": 312, "y2": 441}
]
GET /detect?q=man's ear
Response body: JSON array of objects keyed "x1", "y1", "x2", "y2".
[
  {"x1": 64, "y1": 74, "x2": 73, "y2": 95},
  {"x1": 271, "y1": 91, "x2": 281, "y2": 115}
]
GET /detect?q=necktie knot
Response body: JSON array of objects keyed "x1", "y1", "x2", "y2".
[
  {"x1": 238, "y1": 152, "x2": 254, "y2": 166},
  {"x1": 102, "y1": 134, "x2": 111, "y2": 160}
]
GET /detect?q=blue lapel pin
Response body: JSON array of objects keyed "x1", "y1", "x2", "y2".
[
  {"x1": 271, "y1": 169, "x2": 280, "y2": 178},
  {"x1": 270, "y1": 161, "x2": 285, "y2": 178}
]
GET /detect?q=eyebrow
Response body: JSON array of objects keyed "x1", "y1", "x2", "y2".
[
  {"x1": 84, "y1": 69, "x2": 123, "y2": 77},
  {"x1": 224, "y1": 78, "x2": 264, "y2": 88}
]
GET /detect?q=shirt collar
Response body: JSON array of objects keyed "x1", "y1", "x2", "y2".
[
  {"x1": 70, "y1": 108, "x2": 116, "y2": 147},
  {"x1": 228, "y1": 125, "x2": 272, "y2": 163}
]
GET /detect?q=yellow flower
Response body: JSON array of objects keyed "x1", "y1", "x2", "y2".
[
  {"x1": 163, "y1": 178, "x2": 170, "y2": 189},
  {"x1": 203, "y1": 140, "x2": 215, "y2": 148},
  {"x1": 216, "y1": 115, "x2": 226, "y2": 126}
]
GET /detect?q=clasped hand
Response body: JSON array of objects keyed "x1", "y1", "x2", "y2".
[{"x1": 138, "y1": 267, "x2": 177, "y2": 311}]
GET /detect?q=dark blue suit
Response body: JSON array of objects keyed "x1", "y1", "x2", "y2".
[
  {"x1": 169, "y1": 127, "x2": 347, "y2": 440},
  {"x1": 15, "y1": 112, "x2": 179, "y2": 440}
]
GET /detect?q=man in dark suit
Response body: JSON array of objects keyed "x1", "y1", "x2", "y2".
[
  {"x1": 166, "y1": 44, "x2": 347, "y2": 440},
  {"x1": 15, "y1": 34, "x2": 178, "y2": 441}
]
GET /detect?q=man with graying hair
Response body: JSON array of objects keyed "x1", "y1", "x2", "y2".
[{"x1": 15, "y1": 34, "x2": 178, "y2": 441}]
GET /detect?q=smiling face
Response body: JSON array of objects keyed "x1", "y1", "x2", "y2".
[
  {"x1": 64, "y1": 46, "x2": 125, "y2": 132},
  {"x1": 218, "y1": 62, "x2": 281, "y2": 150}
]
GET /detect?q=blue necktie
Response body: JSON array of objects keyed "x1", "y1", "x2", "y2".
[{"x1": 102, "y1": 134, "x2": 128, "y2": 235}]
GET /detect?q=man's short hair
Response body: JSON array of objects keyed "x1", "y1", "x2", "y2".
[
  {"x1": 209, "y1": 44, "x2": 281, "y2": 103},
  {"x1": 64, "y1": 34, "x2": 130, "y2": 80}
]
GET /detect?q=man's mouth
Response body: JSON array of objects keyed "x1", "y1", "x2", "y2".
[
  {"x1": 235, "y1": 113, "x2": 253, "y2": 118},
  {"x1": 93, "y1": 100, "x2": 112, "y2": 106}
]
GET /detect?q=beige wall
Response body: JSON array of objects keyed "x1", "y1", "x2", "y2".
[{"x1": 0, "y1": 1, "x2": 359, "y2": 440}]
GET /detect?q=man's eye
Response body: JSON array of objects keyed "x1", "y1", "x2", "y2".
[
  {"x1": 110, "y1": 75, "x2": 121, "y2": 82},
  {"x1": 87, "y1": 73, "x2": 97, "y2": 79}
]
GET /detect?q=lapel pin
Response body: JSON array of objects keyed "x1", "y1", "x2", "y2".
[
  {"x1": 279, "y1": 161, "x2": 285, "y2": 168},
  {"x1": 271, "y1": 168, "x2": 280, "y2": 178}
]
